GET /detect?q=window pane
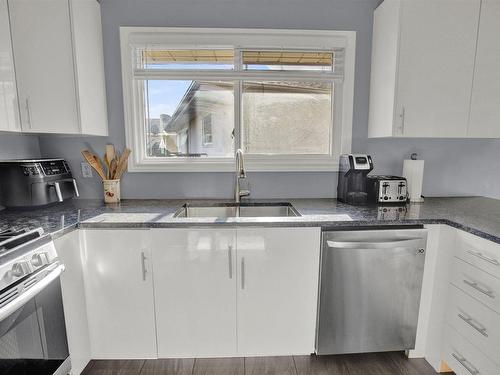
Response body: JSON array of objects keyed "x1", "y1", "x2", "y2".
[
  {"x1": 242, "y1": 51, "x2": 333, "y2": 72},
  {"x1": 242, "y1": 81, "x2": 332, "y2": 154},
  {"x1": 144, "y1": 80, "x2": 234, "y2": 157},
  {"x1": 140, "y1": 49, "x2": 234, "y2": 70}
]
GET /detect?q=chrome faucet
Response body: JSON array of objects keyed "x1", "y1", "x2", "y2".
[{"x1": 235, "y1": 149, "x2": 250, "y2": 203}]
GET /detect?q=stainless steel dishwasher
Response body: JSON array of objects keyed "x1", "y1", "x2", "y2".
[{"x1": 316, "y1": 227, "x2": 427, "y2": 355}]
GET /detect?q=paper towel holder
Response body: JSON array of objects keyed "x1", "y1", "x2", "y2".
[{"x1": 403, "y1": 154, "x2": 425, "y2": 203}]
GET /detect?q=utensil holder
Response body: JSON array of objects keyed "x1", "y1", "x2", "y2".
[{"x1": 103, "y1": 179, "x2": 120, "y2": 203}]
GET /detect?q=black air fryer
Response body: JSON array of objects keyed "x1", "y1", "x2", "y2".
[{"x1": 337, "y1": 154, "x2": 373, "y2": 205}]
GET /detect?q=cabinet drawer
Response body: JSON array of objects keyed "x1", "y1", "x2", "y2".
[
  {"x1": 443, "y1": 326, "x2": 500, "y2": 375},
  {"x1": 451, "y1": 257, "x2": 500, "y2": 314},
  {"x1": 456, "y1": 231, "x2": 500, "y2": 279},
  {"x1": 447, "y1": 285, "x2": 500, "y2": 365}
]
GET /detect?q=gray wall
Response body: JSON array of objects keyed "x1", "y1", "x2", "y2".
[
  {"x1": 0, "y1": 134, "x2": 40, "y2": 159},
  {"x1": 38, "y1": 0, "x2": 500, "y2": 200}
]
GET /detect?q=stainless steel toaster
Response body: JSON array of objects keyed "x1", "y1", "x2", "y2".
[
  {"x1": 0, "y1": 159, "x2": 79, "y2": 207},
  {"x1": 367, "y1": 175, "x2": 408, "y2": 203}
]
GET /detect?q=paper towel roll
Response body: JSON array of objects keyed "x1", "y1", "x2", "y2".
[{"x1": 403, "y1": 159, "x2": 425, "y2": 203}]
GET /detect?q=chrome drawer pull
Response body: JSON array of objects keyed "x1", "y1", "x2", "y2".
[
  {"x1": 452, "y1": 353, "x2": 480, "y2": 375},
  {"x1": 228, "y1": 245, "x2": 233, "y2": 279},
  {"x1": 458, "y1": 313, "x2": 488, "y2": 337},
  {"x1": 467, "y1": 250, "x2": 500, "y2": 266},
  {"x1": 463, "y1": 279, "x2": 495, "y2": 299}
]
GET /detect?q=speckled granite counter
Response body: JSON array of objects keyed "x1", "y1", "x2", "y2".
[{"x1": 0, "y1": 197, "x2": 499, "y2": 243}]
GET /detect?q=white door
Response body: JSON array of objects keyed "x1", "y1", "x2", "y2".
[
  {"x1": 8, "y1": 0, "x2": 79, "y2": 134},
  {"x1": 0, "y1": 0, "x2": 20, "y2": 132},
  {"x1": 152, "y1": 228, "x2": 237, "y2": 357},
  {"x1": 396, "y1": 0, "x2": 480, "y2": 137},
  {"x1": 236, "y1": 227, "x2": 320, "y2": 356},
  {"x1": 83, "y1": 229, "x2": 157, "y2": 359},
  {"x1": 468, "y1": 0, "x2": 500, "y2": 138}
]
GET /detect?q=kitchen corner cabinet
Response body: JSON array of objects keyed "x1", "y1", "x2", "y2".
[
  {"x1": 83, "y1": 229, "x2": 156, "y2": 359},
  {"x1": 368, "y1": 0, "x2": 481, "y2": 138},
  {"x1": 7, "y1": 0, "x2": 108, "y2": 135},
  {"x1": 152, "y1": 227, "x2": 320, "y2": 357},
  {"x1": 0, "y1": 0, "x2": 20, "y2": 132}
]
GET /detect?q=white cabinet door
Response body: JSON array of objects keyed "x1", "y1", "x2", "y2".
[
  {"x1": 468, "y1": 0, "x2": 500, "y2": 138},
  {"x1": 70, "y1": 0, "x2": 108, "y2": 136},
  {"x1": 396, "y1": 0, "x2": 480, "y2": 137},
  {"x1": 83, "y1": 229, "x2": 156, "y2": 359},
  {"x1": 54, "y1": 230, "x2": 91, "y2": 375},
  {"x1": 8, "y1": 0, "x2": 79, "y2": 134},
  {"x1": 0, "y1": 0, "x2": 20, "y2": 132},
  {"x1": 236, "y1": 227, "x2": 320, "y2": 356},
  {"x1": 152, "y1": 228, "x2": 237, "y2": 357}
]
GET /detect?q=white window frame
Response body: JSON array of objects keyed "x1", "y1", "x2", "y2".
[{"x1": 120, "y1": 27, "x2": 356, "y2": 172}]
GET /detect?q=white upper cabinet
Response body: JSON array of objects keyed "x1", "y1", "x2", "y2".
[
  {"x1": 7, "y1": 0, "x2": 107, "y2": 135},
  {"x1": 0, "y1": 0, "x2": 20, "y2": 132},
  {"x1": 236, "y1": 227, "x2": 320, "y2": 356},
  {"x1": 468, "y1": 0, "x2": 500, "y2": 138},
  {"x1": 369, "y1": 0, "x2": 481, "y2": 138}
]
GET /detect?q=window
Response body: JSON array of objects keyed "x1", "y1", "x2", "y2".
[
  {"x1": 202, "y1": 114, "x2": 213, "y2": 146},
  {"x1": 121, "y1": 28, "x2": 355, "y2": 171}
]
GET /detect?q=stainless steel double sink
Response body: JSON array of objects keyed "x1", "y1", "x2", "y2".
[{"x1": 173, "y1": 202, "x2": 300, "y2": 218}]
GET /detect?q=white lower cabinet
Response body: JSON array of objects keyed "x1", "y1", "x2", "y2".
[
  {"x1": 443, "y1": 326, "x2": 500, "y2": 375},
  {"x1": 54, "y1": 231, "x2": 91, "y2": 375},
  {"x1": 236, "y1": 227, "x2": 320, "y2": 355},
  {"x1": 151, "y1": 227, "x2": 320, "y2": 357},
  {"x1": 83, "y1": 229, "x2": 156, "y2": 359},
  {"x1": 152, "y1": 228, "x2": 237, "y2": 357}
]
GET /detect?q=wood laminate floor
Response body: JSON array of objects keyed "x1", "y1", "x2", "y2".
[{"x1": 82, "y1": 352, "x2": 451, "y2": 375}]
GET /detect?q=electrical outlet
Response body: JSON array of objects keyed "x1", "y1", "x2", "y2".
[{"x1": 81, "y1": 162, "x2": 93, "y2": 178}]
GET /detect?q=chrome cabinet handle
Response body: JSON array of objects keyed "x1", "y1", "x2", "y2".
[
  {"x1": 463, "y1": 279, "x2": 495, "y2": 299},
  {"x1": 228, "y1": 245, "x2": 233, "y2": 279},
  {"x1": 25, "y1": 98, "x2": 32, "y2": 129},
  {"x1": 72, "y1": 178, "x2": 80, "y2": 197},
  {"x1": 467, "y1": 250, "x2": 500, "y2": 266},
  {"x1": 399, "y1": 105, "x2": 405, "y2": 135},
  {"x1": 141, "y1": 251, "x2": 147, "y2": 281},
  {"x1": 241, "y1": 257, "x2": 245, "y2": 290},
  {"x1": 452, "y1": 353, "x2": 480, "y2": 375},
  {"x1": 458, "y1": 313, "x2": 488, "y2": 337}
]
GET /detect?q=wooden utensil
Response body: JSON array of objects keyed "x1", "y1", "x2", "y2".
[
  {"x1": 82, "y1": 150, "x2": 106, "y2": 180},
  {"x1": 114, "y1": 148, "x2": 131, "y2": 179},
  {"x1": 109, "y1": 158, "x2": 118, "y2": 179},
  {"x1": 105, "y1": 145, "x2": 116, "y2": 179}
]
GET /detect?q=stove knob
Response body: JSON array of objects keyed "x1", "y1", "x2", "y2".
[
  {"x1": 11, "y1": 262, "x2": 28, "y2": 277},
  {"x1": 31, "y1": 253, "x2": 48, "y2": 267}
]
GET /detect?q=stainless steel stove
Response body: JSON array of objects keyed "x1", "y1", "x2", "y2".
[{"x1": 0, "y1": 226, "x2": 70, "y2": 375}]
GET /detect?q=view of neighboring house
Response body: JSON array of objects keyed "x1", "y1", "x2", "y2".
[{"x1": 146, "y1": 80, "x2": 331, "y2": 157}]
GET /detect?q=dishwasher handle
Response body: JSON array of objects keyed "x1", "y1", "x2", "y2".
[{"x1": 326, "y1": 238, "x2": 423, "y2": 249}]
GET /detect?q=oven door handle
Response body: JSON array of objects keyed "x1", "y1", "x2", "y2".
[{"x1": 0, "y1": 264, "x2": 65, "y2": 321}]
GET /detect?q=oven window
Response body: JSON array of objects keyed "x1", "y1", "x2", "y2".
[{"x1": 0, "y1": 279, "x2": 69, "y2": 375}]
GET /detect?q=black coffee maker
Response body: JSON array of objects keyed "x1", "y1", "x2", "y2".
[{"x1": 337, "y1": 154, "x2": 373, "y2": 205}]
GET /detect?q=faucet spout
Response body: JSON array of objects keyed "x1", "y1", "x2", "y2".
[{"x1": 235, "y1": 149, "x2": 250, "y2": 203}]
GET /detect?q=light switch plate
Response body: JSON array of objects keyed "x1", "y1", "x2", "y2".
[{"x1": 81, "y1": 162, "x2": 93, "y2": 178}]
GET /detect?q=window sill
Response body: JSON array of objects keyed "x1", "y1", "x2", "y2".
[{"x1": 128, "y1": 156, "x2": 340, "y2": 172}]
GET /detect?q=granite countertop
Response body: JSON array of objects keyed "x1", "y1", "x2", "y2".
[{"x1": 0, "y1": 197, "x2": 499, "y2": 243}]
